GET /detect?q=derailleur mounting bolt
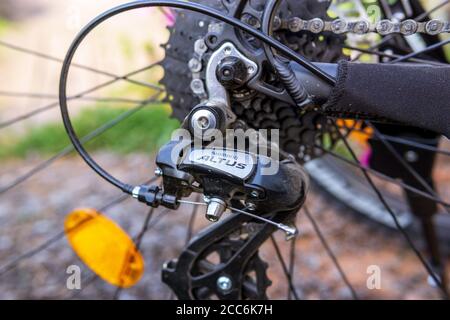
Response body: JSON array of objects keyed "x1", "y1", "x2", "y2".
[
  {"x1": 191, "y1": 109, "x2": 217, "y2": 132},
  {"x1": 216, "y1": 56, "x2": 249, "y2": 90}
]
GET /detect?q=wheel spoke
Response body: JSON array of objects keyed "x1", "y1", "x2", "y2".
[
  {"x1": 330, "y1": 119, "x2": 449, "y2": 298},
  {"x1": 316, "y1": 144, "x2": 450, "y2": 209},
  {"x1": 69, "y1": 273, "x2": 98, "y2": 300},
  {"x1": 0, "y1": 177, "x2": 159, "y2": 277},
  {"x1": 0, "y1": 102, "x2": 59, "y2": 129},
  {"x1": 366, "y1": 122, "x2": 450, "y2": 216},
  {"x1": 344, "y1": 45, "x2": 446, "y2": 66},
  {"x1": 351, "y1": 0, "x2": 450, "y2": 63},
  {"x1": 270, "y1": 235, "x2": 300, "y2": 300},
  {"x1": 0, "y1": 91, "x2": 152, "y2": 104},
  {"x1": 0, "y1": 40, "x2": 163, "y2": 91},
  {"x1": 112, "y1": 207, "x2": 169, "y2": 300},
  {"x1": 335, "y1": 124, "x2": 450, "y2": 157},
  {"x1": 0, "y1": 95, "x2": 163, "y2": 196},
  {"x1": 389, "y1": 38, "x2": 450, "y2": 64},
  {"x1": 287, "y1": 229, "x2": 296, "y2": 300},
  {"x1": 185, "y1": 194, "x2": 201, "y2": 245},
  {"x1": 114, "y1": 206, "x2": 156, "y2": 300},
  {"x1": 0, "y1": 62, "x2": 164, "y2": 130},
  {"x1": 303, "y1": 206, "x2": 359, "y2": 300},
  {"x1": 415, "y1": 0, "x2": 450, "y2": 22}
]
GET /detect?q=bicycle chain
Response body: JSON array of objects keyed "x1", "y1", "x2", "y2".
[{"x1": 277, "y1": 17, "x2": 450, "y2": 36}]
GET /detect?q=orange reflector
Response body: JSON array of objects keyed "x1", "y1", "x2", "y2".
[{"x1": 65, "y1": 209, "x2": 144, "y2": 288}]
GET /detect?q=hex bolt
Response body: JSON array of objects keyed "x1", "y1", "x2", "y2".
[
  {"x1": 217, "y1": 276, "x2": 233, "y2": 293},
  {"x1": 216, "y1": 56, "x2": 249, "y2": 90}
]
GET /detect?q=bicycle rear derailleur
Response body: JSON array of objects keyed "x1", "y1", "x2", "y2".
[
  {"x1": 131, "y1": 106, "x2": 309, "y2": 299},
  {"x1": 133, "y1": 106, "x2": 309, "y2": 231}
]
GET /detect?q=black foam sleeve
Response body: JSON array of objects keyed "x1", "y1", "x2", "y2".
[{"x1": 324, "y1": 61, "x2": 450, "y2": 137}]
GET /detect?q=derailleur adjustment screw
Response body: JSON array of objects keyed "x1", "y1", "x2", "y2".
[
  {"x1": 205, "y1": 198, "x2": 227, "y2": 222},
  {"x1": 133, "y1": 185, "x2": 162, "y2": 208},
  {"x1": 133, "y1": 185, "x2": 179, "y2": 210},
  {"x1": 217, "y1": 276, "x2": 233, "y2": 293},
  {"x1": 154, "y1": 167, "x2": 163, "y2": 177}
]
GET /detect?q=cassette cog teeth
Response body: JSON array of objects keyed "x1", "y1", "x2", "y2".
[{"x1": 159, "y1": 0, "x2": 345, "y2": 162}]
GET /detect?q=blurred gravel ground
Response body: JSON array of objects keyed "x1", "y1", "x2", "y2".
[{"x1": 0, "y1": 153, "x2": 448, "y2": 300}]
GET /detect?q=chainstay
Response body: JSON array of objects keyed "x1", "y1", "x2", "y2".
[{"x1": 276, "y1": 17, "x2": 450, "y2": 36}]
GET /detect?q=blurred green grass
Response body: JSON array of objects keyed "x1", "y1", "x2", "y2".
[
  {"x1": 0, "y1": 103, "x2": 180, "y2": 159},
  {"x1": 0, "y1": 17, "x2": 11, "y2": 34}
]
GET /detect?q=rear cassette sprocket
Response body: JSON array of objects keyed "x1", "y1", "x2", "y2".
[{"x1": 159, "y1": 0, "x2": 346, "y2": 162}]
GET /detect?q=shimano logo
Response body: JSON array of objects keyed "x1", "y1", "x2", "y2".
[
  {"x1": 196, "y1": 155, "x2": 248, "y2": 170},
  {"x1": 211, "y1": 150, "x2": 238, "y2": 160}
]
